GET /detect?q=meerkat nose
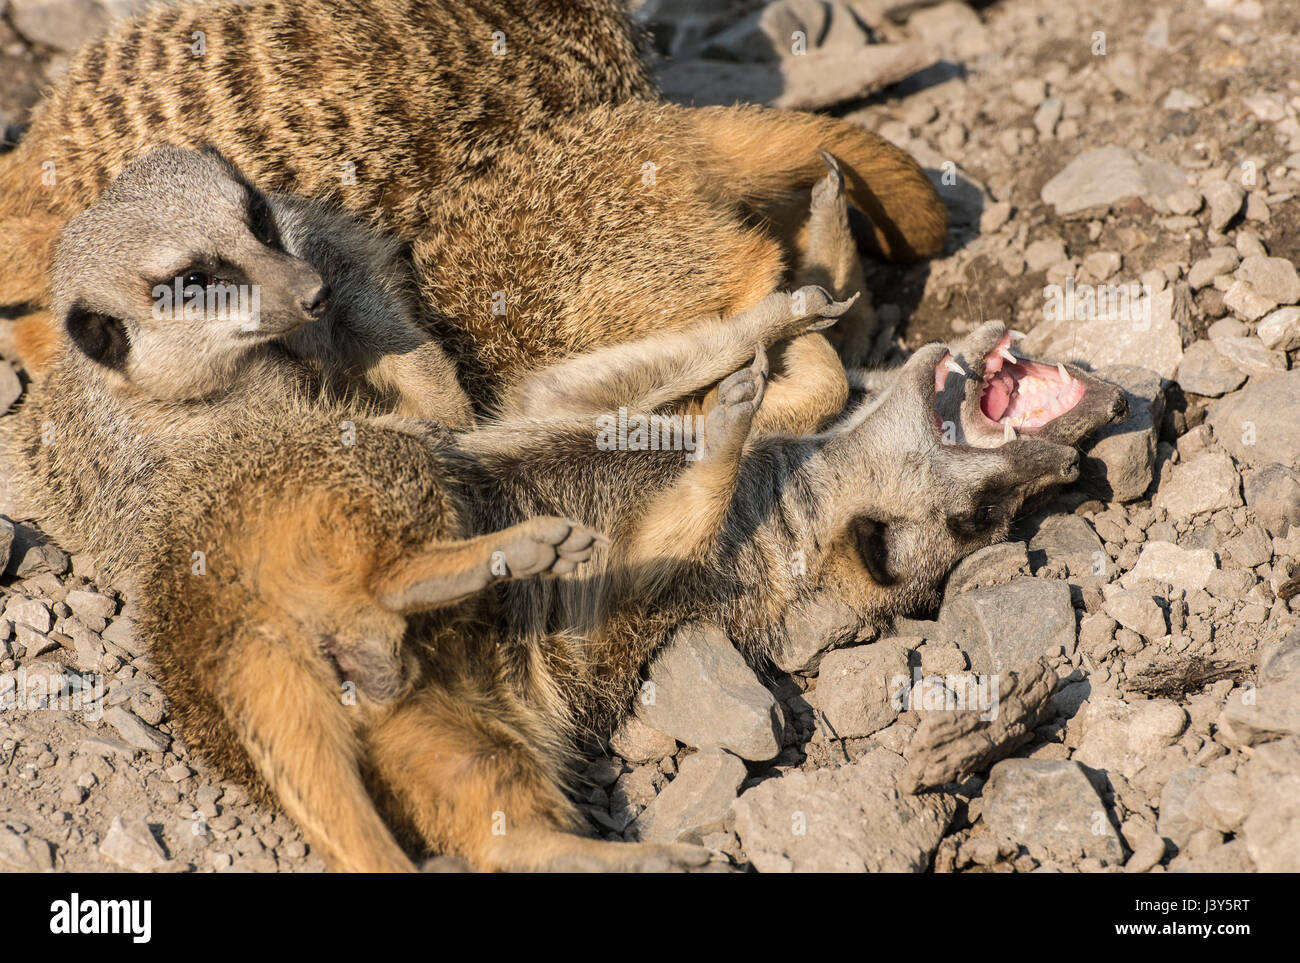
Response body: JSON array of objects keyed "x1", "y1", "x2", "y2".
[{"x1": 302, "y1": 283, "x2": 331, "y2": 319}]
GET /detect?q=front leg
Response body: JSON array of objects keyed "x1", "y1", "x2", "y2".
[
  {"x1": 372, "y1": 517, "x2": 607, "y2": 615},
  {"x1": 622, "y1": 348, "x2": 768, "y2": 575},
  {"x1": 499, "y1": 286, "x2": 853, "y2": 421}
]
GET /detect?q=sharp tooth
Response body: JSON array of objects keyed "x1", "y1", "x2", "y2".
[
  {"x1": 1003, "y1": 421, "x2": 1017, "y2": 442},
  {"x1": 1008, "y1": 329, "x2": 1027, "y2": 340},
  {"x1": 1057, "y1": 362, "x2": 1070, "y2": 382},
  {"x1": 997, "y1": 347, "x2": 1017, "y2": 364},
  {"x1": 944, "y1": 358, "x2": 964, "y2": 376}
]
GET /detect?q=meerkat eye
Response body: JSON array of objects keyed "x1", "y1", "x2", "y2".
[
  {"x1": 181, "y1": 271, "x2": 214, "y2": 289},
  {"x1": 247, "y1": 191, "x2": 280, "y2": 249},
  {"x1": 949, "y1": 503, "x2": 1002, "y2": 537}
]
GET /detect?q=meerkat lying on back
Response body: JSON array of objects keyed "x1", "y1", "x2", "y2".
[{"x1": 55, "y1": 145, "x2": 472, "y2": 425}]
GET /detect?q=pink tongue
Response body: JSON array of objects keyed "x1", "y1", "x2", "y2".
[{"x1": 983, "y1": 377, "x2": 1012, "y2": 421}]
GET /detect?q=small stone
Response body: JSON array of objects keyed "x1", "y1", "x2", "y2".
[
  {"x1": 1165, "y1": 188, "x2": 1203, "y2": 216},
  {"x1": 812, "y1": 639, "x2": 912, "y2": 739},
  {"x1": 1215, "y1": 336, "x2": 1287, "y2": 378},
  {"x1": 1081, "y1": 251, "x2": 1121, "y2": 282},
  {"x1": 1208, "y1": 371, "x2": 1300, "y2": 469},
  {"x1": 64, "y1": 589, "x2": 117, "y2": 621},
  {"x1": 1103, "y1": 589, "x2": 1167, "y2": 641},
  {"x1": 631, "y1": 749, "x2": 746, "y2": 844},
  {"x1": 609, "y1": 716, "x2": 677, "y2": 765},
  {"x1": 1218, "y1": 676, "x2": 1300, "y2": 746},
  {"x1": 940, "y1": 578, "x2": 1075, "y2": 673},
  {"x1": 1223, "y1": 280, "x2": 1277, "y2": 321},
  {"x1": 982, "y1": 759, "x2": 1124, "y2": 864},
  {"x1": 1153, "y1": 452, "x2": 1242, "y2": 518},
  {"x1": 1176, "y1": 340, "x2": 1247, "y2": 397},
  {"x1": 1244, "y1": 464, "x2": 1300, "y2": 535},
  {"x1": 638, "y1": 622, "x2": 781, "y2": 761},
  {"x1": 979, "y1": 200, "x2": 1012, "y2": 234},
  {"x1": 1080, "y1": 366, "x2": 1166, "y2": 502},
  {"x1": 1188, "y1": 247, "x2": 1240, "y2": 291},
  {"x1": 1202, "y1": 180, "x2": 1245, "y2": 232},
  {"x1": 1121, "y1": 541, "x2": 1217, "y2": 594},
  {"x1": 103, "y1": 705, "x2": 171, "y2": 753},
  {"x1": 1258, "y1": 306, "x2": 1300, "y2": 351},
  {"x1": 1041, "y1": 147, "x2": 1187, "y2": 217},
  {"x1": 733, "y1": 747, "x2": 955, "y2": 872},
  {"x1": 1025, "y1": 238, "x2": 1067, "y2": 273},
  {"x1": 99, "y1": 816, "x2": 170, "y2": 872},
  {"x1": 1236, "y1": 255, "x2": 1300, "y2": 305}
]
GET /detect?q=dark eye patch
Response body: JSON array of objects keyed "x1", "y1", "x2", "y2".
[{"x1": 246, "y1": 189, "x2": 280, "y2": 249}]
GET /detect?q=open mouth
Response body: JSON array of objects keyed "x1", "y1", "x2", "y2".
[{"x1": 934, "y1": 331, "x2": 1086, "y2": 438}]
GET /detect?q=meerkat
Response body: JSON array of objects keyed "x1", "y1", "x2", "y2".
[
  {"x1": 0, "y1": 0, "x2": 947, "y2": 439},
  {"x1": 5, "y1": 134, "x2": 1125, "y2": 871},
  {"x1": 51, "y1": 144, "x2": 473, "y2": 424},
  {"x1": 0, "y1": 0, "x2": 654, "y2": 323}
]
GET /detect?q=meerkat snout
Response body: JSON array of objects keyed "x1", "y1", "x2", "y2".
[{"x1": 302, "y1": 281, "x2": 331, "y2": 320}]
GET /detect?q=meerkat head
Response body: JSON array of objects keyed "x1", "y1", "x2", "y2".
[
  {"x1": 51, "y1": 145, "x2": 330, "y2": 400},
  {"x1": 813, "y1": 343, "x2": 1088, "y2": 620}
]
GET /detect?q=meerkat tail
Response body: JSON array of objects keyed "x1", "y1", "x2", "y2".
[
  {"x1": 688, "y1": 104, "x2": 948, "y2": 262},
  {"x1": 222, "y1": 638, "x2": 416, "y2": 873}
]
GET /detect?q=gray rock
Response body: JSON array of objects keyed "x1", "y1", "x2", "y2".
[
  {"x1": 944, "y1": 541, "x2": 1029, "y2": 596},
  {"x1": 609, "y1": 716, "x2": 677, "y2": 765},
  {"x1": 3, "y1": 596, "x2": 51, "y2": 634},
  {"x1": 1258, "y1": 306, "x2": 1300, "y2": 351},
  {"x1": 638, "y1": 622, "x2": 781, "y2": 761},
  {"x1": 1041, "y1": 147, "x2": 1188, "y2": 217},
  {"x1": 733, "y1": 747, "x2": 955, "y2": 872},
  {"x1": 1214, "y1": 336, "x2": 1288, "y2": 378},
  {"x1": 1223, "y1": 279, "x2": 1276, "y2": 321},
  {"x1": 1187, "y1": 246, "x2": 1240, "y2": 291},
  {"x1": 1208, "y1": 371, "x2": 1300, "y2": 468},
  {"x1": 812, "y1": 639, "x2": 912, "y2": 739},
  {"x1": 941, "y1": 578, "x2": 1075, "y2": 672},
  {"x1": 1226, "y1": 524, "x2": 1272, "y2": 567},
  {"x1": 1183, "y1": 771, "x2": 1249, "y2": 835},
  {"x1": 103, "y1": 705, "x2": 171, "y2": 752},
  {"x1": 981, "y1": 758, "x2": 1124, "y2": 864},
  {"x1": 1102, "y1": 589, "x2": 1167, "y2": 641},
  {"x1": 1218, "y1": 676, "x2": 1300, "y2": 746},
  {"x1": 1176, "y1": 340, "x2": 1247, "y2": 397},
  {"x1": 1086, "y1": 366, "x2": 1165, "y2": 501},
  {"x1": 1202, "y1": 179, "x2": 1246, "y2": 232},
  {"x1": 1021, "y1": 289, "x2": 1191, "y2": 381},
  {"x1": 1236, "y1": 255, "x2": 1300, "y2": 305},
  {"x1": 1120, "y1": 541, "x2": 1217, "y2": 594},
  {"x1": 1239, "y1": 738, "x2": 1300, "y2": 872},
  {"x1": 0, "y1": 362, "x2": 20, "y2": 415},
  {"x1": 1259, "y1": 627, "x2": 1300, "y2": 685},
  {"x1": 0, "y1": 827, "x2": 53, "y2": 872},
  {"x1": 1027, "y1": 515, "x2": 1107, "y2": 578},
  {"x1": 98, "y1": 815, "x2": 170, "y2": 872},
  {"x1": 1158, "y1": 767, "x2": 1210, "y2": 850},
  {"x1": 65, "y1": 589, "x2": 117, "y2": 621},
  {"x1": 1075, "y1": 697, "x2": 1188, "y2": 783},
  {"x1": 1153, "y1": 451, "x2": 1242, "y2": 518},
  {"x1": 630, "y1": 749, "x2": 747, "y2": 844},
  {"x1": 775, "y1": 595, "x2": 866, "y2": 674},
  {"x1": 4, "y1": 522, "x2": 69, "y2": 577}
]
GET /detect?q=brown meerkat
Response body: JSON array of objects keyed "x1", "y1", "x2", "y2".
[
  {"x1": 5, "y1": 127, "x2": 1124, "y2": 870},
  {"x1": 0, "y1": 0, "x2": 655, "y2": 329},
  {"x1": 49, "y1": 143, "x2": 473, "y2": 424},
  {"x1": 0, "y1": 0, "x2": 946, "y2": 439}
]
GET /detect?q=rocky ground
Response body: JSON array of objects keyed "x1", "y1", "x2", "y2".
[{"x1": 1, "y1": 0, "x2": 1298, "y2": 873}]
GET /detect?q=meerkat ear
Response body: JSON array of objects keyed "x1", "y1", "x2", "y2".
[
  {"x1": 65, "y1": 302, "x2": 129, "y2": 370},
  {"x1": 848, "y1": 514, "x2": 895, "y2": 587}
]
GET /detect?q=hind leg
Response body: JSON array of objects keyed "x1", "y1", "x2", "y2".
[
  {"x1": 223, "y1": 633, "x2": 416, "y2": 872},
  {"x1": 369, "y1": 688, "x2": 710, "y2": 872},
  {"x1": 371, "y1": 517, "x2": 606, "y2": 615},
  {"x1": 793, "y1": 151, "x2": 885, "y2": 367}
]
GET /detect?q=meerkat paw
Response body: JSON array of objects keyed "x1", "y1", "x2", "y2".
[
  {"x1": 490, "y1": 516, "x2": 608, "y2": 578},
  {"x1": 699, "y1": 346, "x2": 769, "y2": 463}
]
